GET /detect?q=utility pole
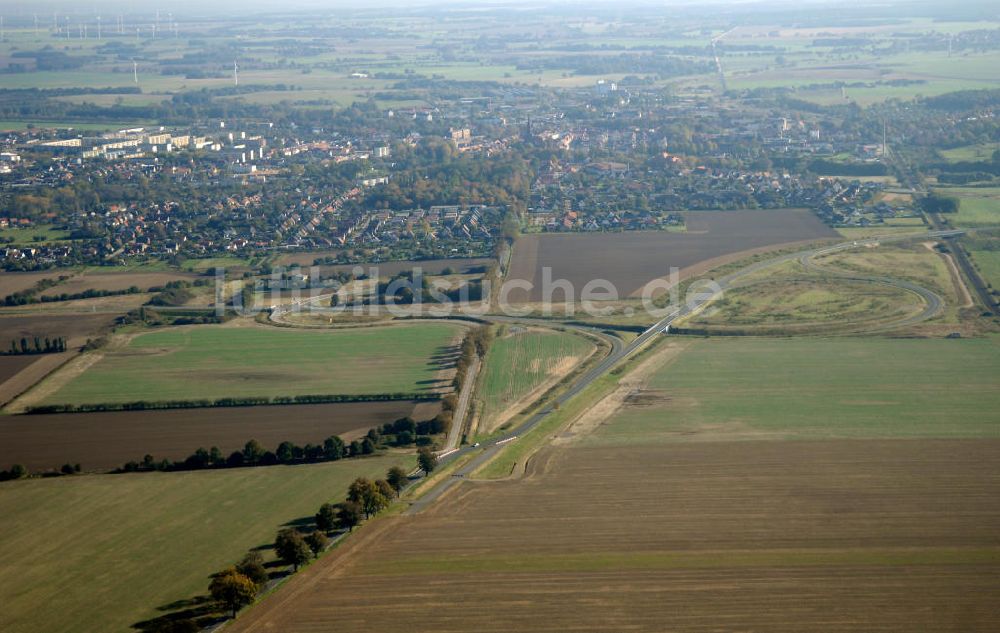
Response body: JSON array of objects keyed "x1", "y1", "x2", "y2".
[{"x1": 882, "y1": 119, "x2": 888, "y2": 159}]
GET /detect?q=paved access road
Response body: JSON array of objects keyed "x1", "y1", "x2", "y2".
[{"x1": 404, "y1": 229, "x2": 964, "y2": 514}]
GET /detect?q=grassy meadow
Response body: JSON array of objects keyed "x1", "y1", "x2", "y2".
[
  {"x1": 0, "y1": 453, "x2": 414, "y2": 633},
  {"x1": 938, "y1": 187, "x2": 1000, "y2": 227},
  {"x1": 42, "y1": 322, "x2": 462, "y2": 406}
]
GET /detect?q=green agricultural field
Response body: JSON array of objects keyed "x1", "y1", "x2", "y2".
[
  {"x1": 581, "y1": 337, "x2": 1000, "y2": 446},
  {"x1": 968, "y1": 248, "x2": 1000, "y2": 292},
  {"x1": 0, "y1": 120, "x2": 153, "y2": 132},
  {"x1": 940, "y1": 143, "x2": 1000, "y2": 163},
  {"x1": 42, "y1": 322, "x2": 463, "y2": 406},
  {"x1": 476, "y1": 328, "x2": 594, "y2": 432},
  {"x1": 948, "y1": 188, "x2": 1000, "y2": 227},
  {"x1": 836, "y1": 225, "x2": 928, "y2": 239},
  {"x1": 0, "y1": 453, "x2": 413, "y2": 633},
  {"x1": 0, "y1": 225, "x2": 72, "y2": 244}
]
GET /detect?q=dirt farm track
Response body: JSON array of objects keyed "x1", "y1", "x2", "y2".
[{"x1": 227, "y1": 438, "x2": 1000, "y2": 633}]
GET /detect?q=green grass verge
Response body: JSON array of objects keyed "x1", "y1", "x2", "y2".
[
  {"x1": 0, "y1": 453, "x2": 413, "y2": 633},
  {"x1": 43, "y1": 322, "x2": 462, "y2": 405}
]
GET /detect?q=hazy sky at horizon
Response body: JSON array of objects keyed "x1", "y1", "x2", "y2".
[{"x1": 0, "y1": 0, "x2": 889, "y2": 16}]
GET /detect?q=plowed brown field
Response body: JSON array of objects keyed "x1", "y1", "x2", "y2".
[
  {"x1": 228, "y1": 439, "x2": 1000, "y2": 633},
  {"x1": 0, "y1": 399, "x2": 438, "y2": 472},
  {"x1": 506, "y1": 209, "x2": 837, "y2": 302}
]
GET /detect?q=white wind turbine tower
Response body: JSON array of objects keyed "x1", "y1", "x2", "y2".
[
  {"x1": 234, "y1": 60, "x2": 239, "y2": 87},
  {"x1": 133, "y1": 59, "x2": 139, "y2": 84}
]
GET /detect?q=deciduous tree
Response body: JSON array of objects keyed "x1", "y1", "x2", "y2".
[
  {"x1": 315, "y1": 503, "x2": 337, "y2": 533},
  {"x1": 305, "y1": 531, "x2": 328, "y2": 558},
  {"x1": 336, "y1": 501, "x2": 363, "y2": 531},
  {"x1": 386, "y1": 466, "x2": 408, "y2": 494},
  {"x1": 235, "y1": 552, "x2": 269, "y2": 586},
  {"x1": 418, "y1": 447, "x2": 437, "y2": 475},
  {"x1": 209, "y1": 568, "x2": 258, "y2": 619},
  {"x1": 274, "y1": 529, "x2": 311, "y2": 572}
]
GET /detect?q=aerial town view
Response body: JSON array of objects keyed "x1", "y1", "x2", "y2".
[{"x1": 0, "y1": 0, "x2": 998, "y2": 631}]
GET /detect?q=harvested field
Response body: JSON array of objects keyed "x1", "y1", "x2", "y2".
[
  {"x1": 228, "y1": 439, "x2": 1000, "y2": 633},
  {"x1": 227, "y1": 336, "x2": 1000, "y2": 633},
  {"x1": 0, "y1": 270, "x2": 200, "y2": 300},
  {"x1": 0, "y1": 312, "x2": 115, "y2": 347},
  {"x1": 0, "y1": 399, "x2": 436, "y2": 472},
  {"x1": 0, "y1": 355, "x2": 39, "y2": 384},
  {"x1": 0, "y1": 352, "x2": 72, "y2": 407},
  {"x1": 37, "y1": 271, "x2": 202, "y2": 298},
  {"x1": 506, "y1": 209, "x2": 837, "y2": 302}
]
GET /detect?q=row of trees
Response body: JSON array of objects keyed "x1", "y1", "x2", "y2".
[
  {"x1": 29, "y1": 392, "x2": 434, "y2": 414},
  {"x1": 118, "y1": 435, "x2": 368, "y2": 473},
  {"x1": 6, "y1": 336, "x2": 68, "y2": 355},
  {"x1": 454, "y1": 325, "x2": 493, "y2": 392},
  {"x1": 4, "y1": 286, "x2": 143, "y2": 306},
  {"x1": 919, "y1": 191, "x2": 961, "y2": 214},
  {"x1": 206, "y1": 460, "x2": 436, "y2": 622},
  {"x1": 0, "y1": 462, "x2": 80, "y2": 481},
  {"x1": 118, "y1": 412, "x2": 451, "y2": 474}
]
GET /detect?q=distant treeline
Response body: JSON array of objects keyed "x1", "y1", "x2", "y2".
[
  {"x1": 4, "y1": 285, "x2": 143, "y2": 306},
  {"x1": 924, "y1": 89, "x2": 1000, "y2": 111},
  {"x1": 808, "y1": 159, "x2": 888, "y2": 176},
  {"x1": 25, "y1": 392, "x2": 437, "y2": 415}
]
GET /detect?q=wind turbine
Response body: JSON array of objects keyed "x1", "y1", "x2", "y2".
[
  {"x1": 133, "y1": 59, "x2": 139, "y2": 84},
  {"x1": 234, "y1": 60, "x2": 239, "y2": 87}
]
